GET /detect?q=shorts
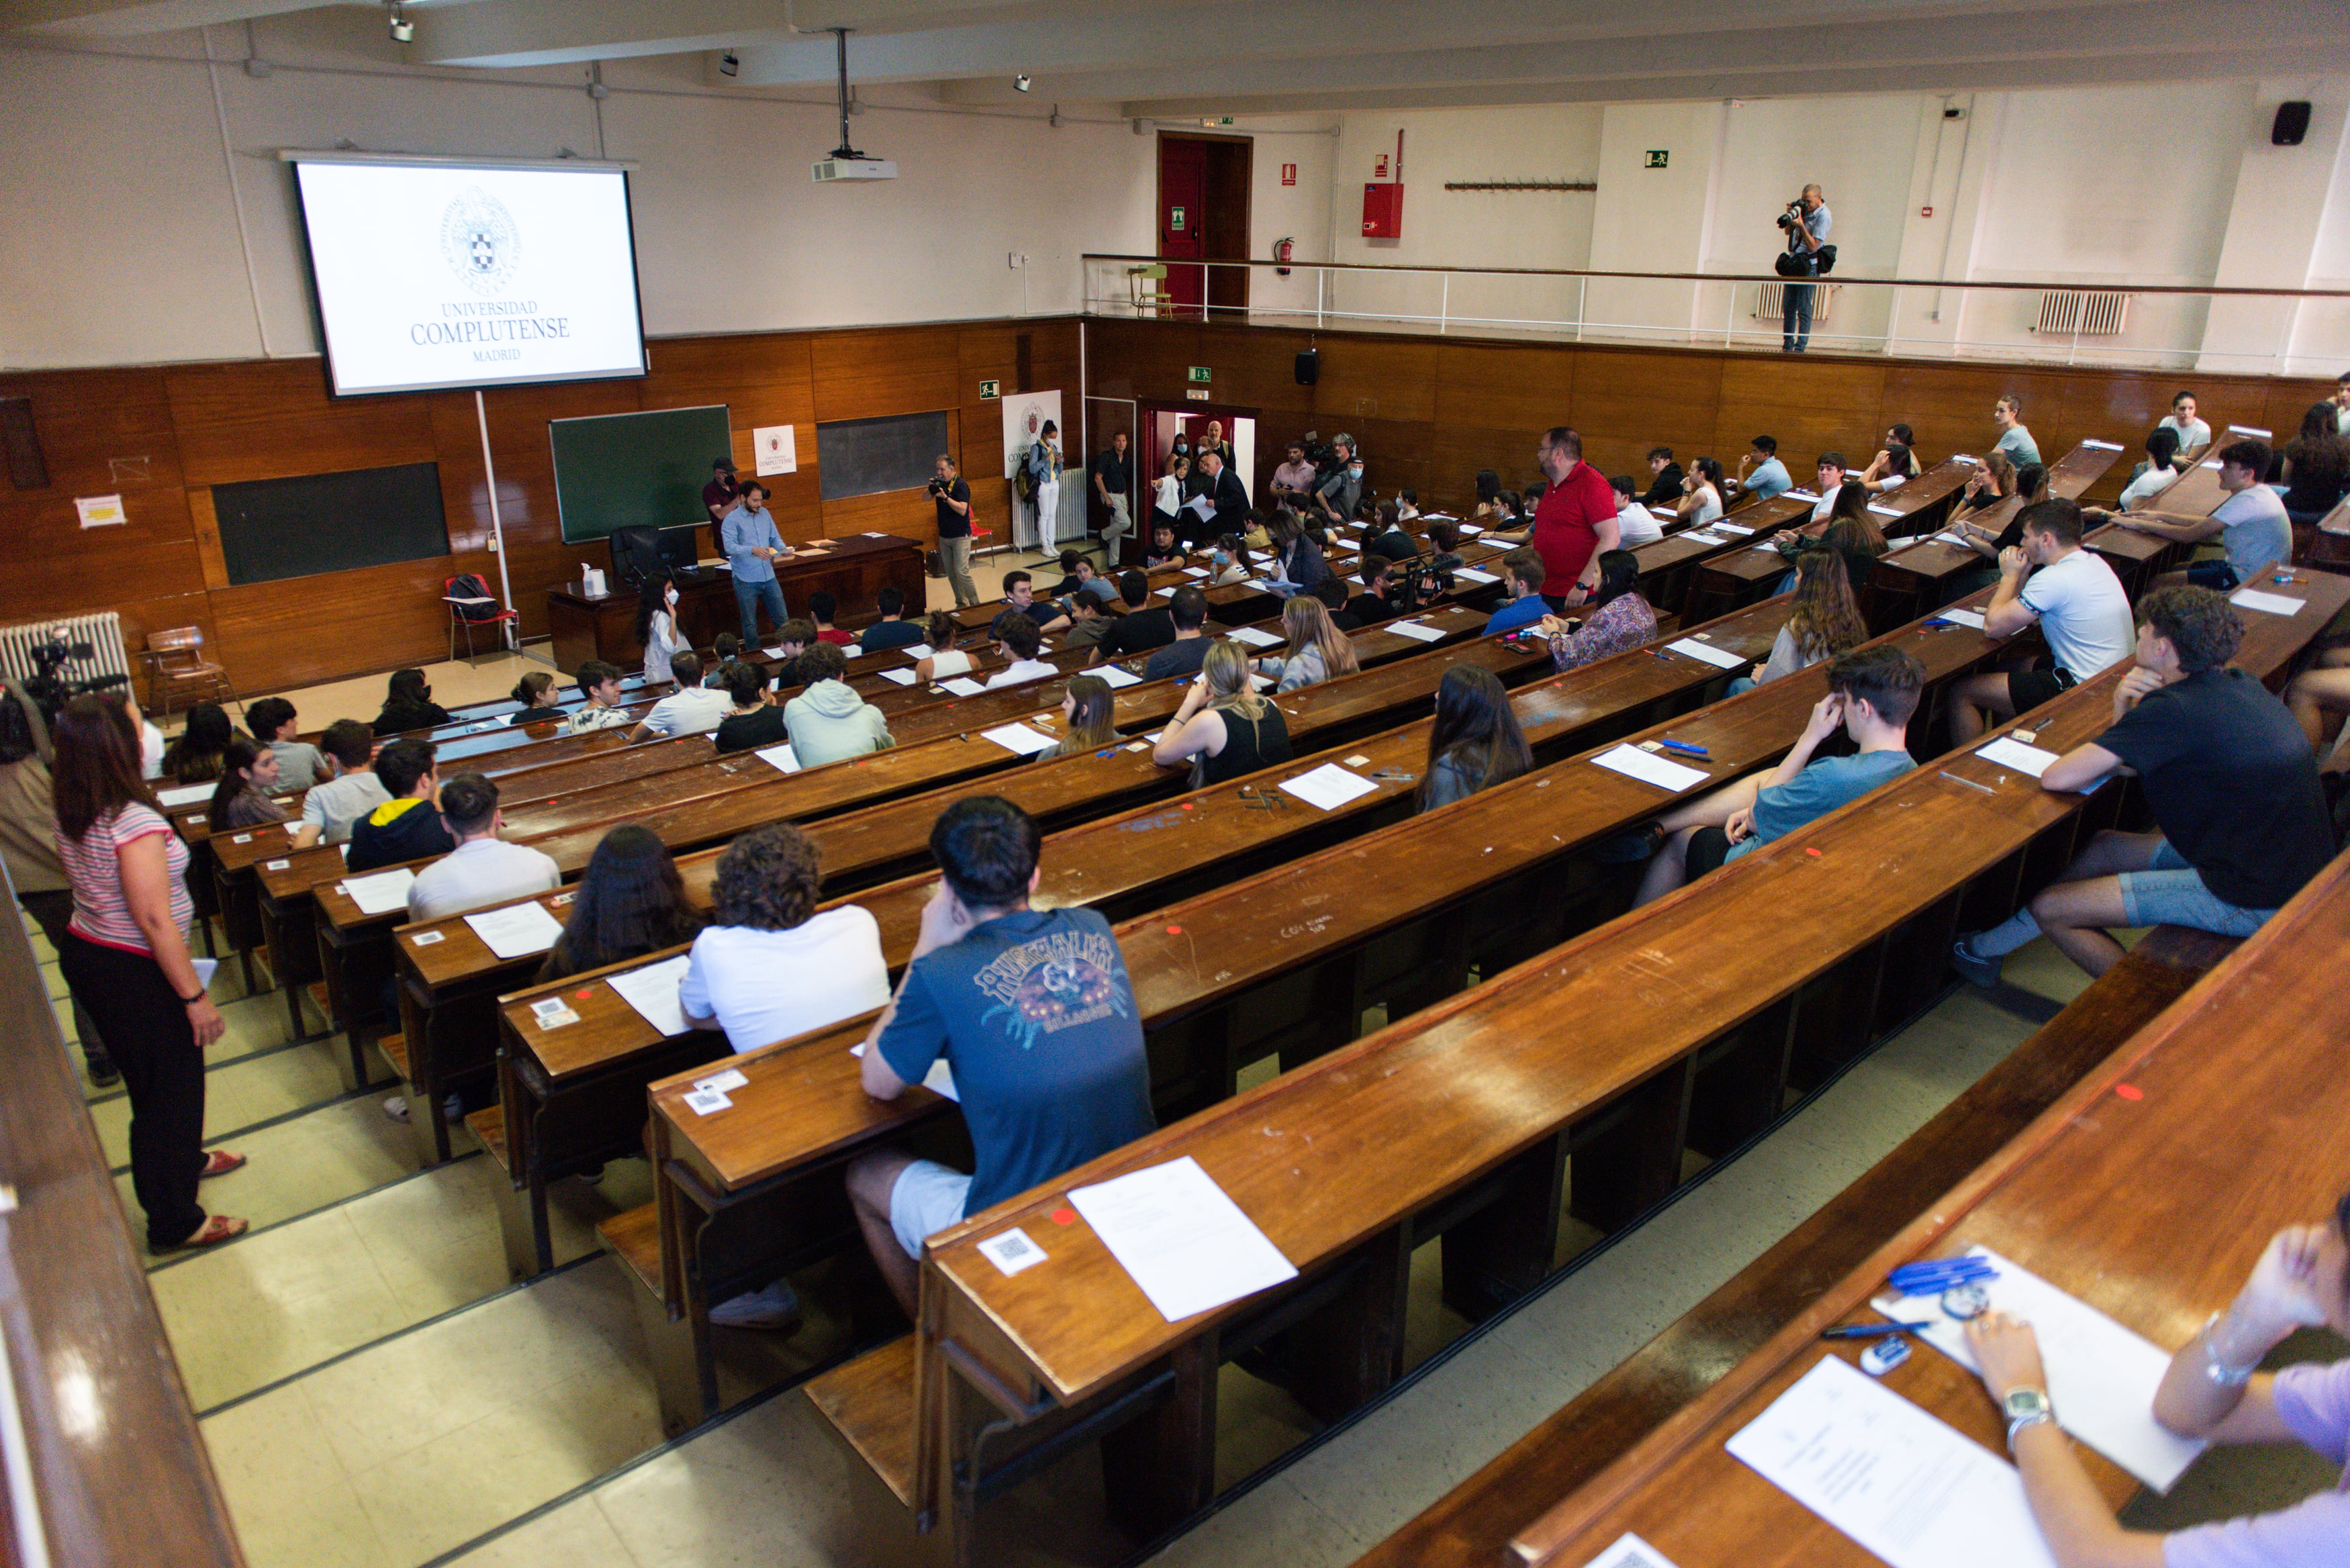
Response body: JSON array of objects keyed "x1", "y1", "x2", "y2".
[
  {"x1": 2116, "y1": 840, "x2": 2276, "y2": 938},
  {"x1": 888, "y1": 1158, "x2": 972, "y2": 1259},
  {"x1": 2005, "y1": 663, "x2": 2078, "y2": 713},
  {"x1": 1684, "y1": 825, "x2": 1734, "y2": 879},
  {"x1": 2185, "y1": 558, "x2": 2241, "y2": 592}
]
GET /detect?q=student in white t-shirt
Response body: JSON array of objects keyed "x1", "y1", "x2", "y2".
[
  {"x1": 912, "y1": 612, "x2": 975, "y2": 684},
  {"x1": 679, "y1": 823, "x2": 891, "y2": 1055},
  {"x1": 630, "y1": 650, "x2": 731, "y2": 742},
  {"x1": 2156, "y1": 391, "x2": 2210, "y2": 459},
  {"x1": 982, "y1": 612, "x2": 1056, "y2": 689},
  {"x1": 405, "y1": 773, "x2": 561, "y2": 923},
  {"x1": 1949, "y1": 499, "x2": 2134, "y2": 743},
  {"x1": 1611, "y1": 474, "x2": 1663, "y2": 548},
  {"x1": 291, "y1": 719, "x2": 389, "y2": 848},
  {"x1": 2108, "y1": 438, "x2": 2292, "y2": 593},
  {"x1": 1677, "y1": 458, "x2": 1726, "y2": 528}
]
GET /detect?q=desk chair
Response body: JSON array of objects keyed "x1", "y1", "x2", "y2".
[
  {"x1": 139, "y1": 626, "x2": 238, "y2": 725},
  {"x1": 444, "y1": 578, "x2": 518, "y2": 663},
  {"x1": 1127, "y1": 262, "x2": 1171, "y2": 317}
]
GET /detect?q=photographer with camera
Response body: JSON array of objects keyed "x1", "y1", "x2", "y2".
[
  {"x1": 929, "y1": 454, "x2": 979, "y2": 609},
  {"x1": 1776, "y1": 183, "x2": 1832, "y2": 353}
]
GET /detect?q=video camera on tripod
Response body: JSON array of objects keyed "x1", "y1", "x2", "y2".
[{"x1": 21, "y1": 630, "x2": 128, "y2": 726}]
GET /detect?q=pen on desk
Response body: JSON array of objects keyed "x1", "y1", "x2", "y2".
[
  {"x1": 1659, "y1": 740, "x2": 1711, "y2": 758},
  {"x1": 1938, "y1": 770, "x2": 1995, "y2": 795},
  {"x1": 1821, "y1": 1322, "x2": 1934, "y2": 1340}
]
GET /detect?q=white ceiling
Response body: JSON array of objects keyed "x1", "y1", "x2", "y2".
[{"x1": 3, "y1": 0, "x2": 2341, "y2": 114}]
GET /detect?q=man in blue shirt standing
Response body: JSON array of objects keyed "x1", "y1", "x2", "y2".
[
  {"x1": 1780, "y1": 184, "x2": 1831, "y2": 352},
  {"x1": 719, "y1": 480, "x2": 792, "y2": 646},
  {"x1": 845, "y1": 796, "x2": 1154, "y2": 1316}
]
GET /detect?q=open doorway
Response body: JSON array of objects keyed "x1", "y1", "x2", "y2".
[
  {"x1": 1157, "y1": 133, "x2": 1252, "y2": 320},
  {"x1": 1139, "y1": 401, "x2": 1258, "y2": 537}
]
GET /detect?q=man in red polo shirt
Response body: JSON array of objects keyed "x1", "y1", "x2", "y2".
[{"x1": 1495, "y1": 426, "x2": 1619, "y2": 609}]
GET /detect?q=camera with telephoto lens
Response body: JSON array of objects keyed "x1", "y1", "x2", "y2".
[
  {"x1": 1777, "y1": 201, "x2": 1803, "y2": 232},
  {"x1": 23, "y1": 631, "x2": 126, "y2": 726},
  {"x1": 1387, "y1": 560, "x2": 1454, "y2": 614}
]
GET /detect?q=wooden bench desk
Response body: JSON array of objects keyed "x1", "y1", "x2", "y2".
[
  {"x1": 1686, "y1": 457, "x2": 1979, "y2": 628},
  {"x1": 475, "y1": 605, "x2": 1774, "y2": 1282},
  {"x1": 1351, "y1": 918, "x2": 2238, "y2": 1568},
  {"x1": 1863, "y1": 442, "x2": 2122, "y2": 628},
  {"x1": 1508, "y1": 844, "x2": 2350, "y2": 1568},
  {"x1": 901, "y1": 575, "x2": 2343, "y2": 1553},
  {"x1": 1634, "y1": 495, "x2": 1814, "y2": 622}
]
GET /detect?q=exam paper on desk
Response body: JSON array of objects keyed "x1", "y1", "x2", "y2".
[
  {"x1": 1066, "y1": 1155, "x2": 1298, "y2": 1322},
  {"x1": 342, "y1": 869, "x2": 416, "y2": 916},
  {"x1": 1666, "y1": 638, "x2": 1747, "y2": 670},
  {"x1": 1227, "y1": 626, "x2": 1282, "y2": 648},
  {"x1": 1975, "y1": 736, "x2": 2061, "y2": 778},
  {"x1": 849, "y1": 1041, "x2": 957, "y2": 1101},
  {"x1": 1278, "y1": 763, "x2": 1378, "y2": 812},
  {"x1": 608, "y1": 954, "x2": 694, "y2": 1037},
  {"x1": 2230, "y1": 588, "x2": 2304, "y2": 617},
  {"x1": 940, "y1": 677, "x2": 986, "y2": 697},
  {"x1": 1591, "y1": 744, "x2": 1710, "y2": 793},
  {"x1": 462, "y1": 900, "x2": 565, "y2": 960},
  {"x1": 877, "y1": 668, "x2": 919, "y2": 686}
]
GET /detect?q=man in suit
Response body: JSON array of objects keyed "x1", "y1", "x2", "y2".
[{"x1": 1193, "y1": 448, "x2": 1250, "y2": 546}]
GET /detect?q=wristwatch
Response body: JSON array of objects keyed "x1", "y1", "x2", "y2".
[{"x1": 2002, "y1": 1386, "x2": 2055, "y2": 1449}]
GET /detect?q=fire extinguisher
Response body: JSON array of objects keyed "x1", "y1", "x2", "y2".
[{"x1": 1274, "y1": 236, "x2": 1294, "y2": 277}]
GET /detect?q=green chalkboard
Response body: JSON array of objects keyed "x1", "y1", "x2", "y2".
[{"x1": 549, "y1": 405, "x2": 733, "y2": 544}]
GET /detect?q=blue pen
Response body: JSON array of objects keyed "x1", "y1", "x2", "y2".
[{"x1": 1658, "y1": 739, "x2": 1711, "y2": 758}]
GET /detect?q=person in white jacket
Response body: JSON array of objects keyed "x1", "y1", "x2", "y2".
[{"x1": 780, "y1": 643, "x2": 894, "y2": 766}]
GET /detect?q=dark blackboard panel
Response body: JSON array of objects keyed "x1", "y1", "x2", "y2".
[
  {"x1": 551, "y1": 405, "x2": 733, "y2": 544},
  {"x1": 212, "y1": 462, "x2": 451, "y2": 587},
  {"x1": 816, "y1": 411, "x2": 949, "y2": 501}
]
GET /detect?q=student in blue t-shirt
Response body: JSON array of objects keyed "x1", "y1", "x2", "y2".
[
  {"x1": 1620, "y1": 645, "x2": 1924, "y2": 906},
  {"x1": 846, "y1": 796, "x2": 1156, "y2": 1316},
  {"x1": 1735, "y1": 435, "x2": 1793, "y2": 501},
  {"x1": 1484, "y1": 548, "x2": 1552, "y2": 638}
]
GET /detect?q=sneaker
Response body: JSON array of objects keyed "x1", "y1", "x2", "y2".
[
  {"x1": 442, "y1": 1091, "x2": 464, "y2": 1125},
  {"x1": 85, "y1": 1055, "x2": 120, "y2": 1089},
  {"x1": 1949, "y1": 937, "x2": 2003, "y2": 990},
  {"x1": 1593, "y1": 823, "x2": 1665, "y2": 865},
  {"x1": 708, "y1": 1279, "x2": 802, "y2": 1333},
  {"x1": 381, "y1": 1095, "x2": 410, "y2": 1122}
]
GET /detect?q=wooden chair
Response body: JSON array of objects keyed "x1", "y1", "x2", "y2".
[
  {"x1": 444, "y1": 577, "x2": 518, "y2": 663},
  {"x1": 138, "y1": 626, "x2": 237, "y2": 725}
]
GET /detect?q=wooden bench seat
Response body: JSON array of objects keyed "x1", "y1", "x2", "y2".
[
  {"x1": 598, "y1": 1202, "x2": 665, "y2": 1296},
  {"x1": 1347, "y1": 924, "x2": 2235, "y2": 1568},
  {"x1": 804, "y1": 1335, "x2": 921, "y2": 1509}
]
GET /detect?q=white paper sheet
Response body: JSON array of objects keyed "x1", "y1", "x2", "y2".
[
  {"x1": 1454, "y1": 567, "x2": 1500, "y2": 583},
  {"x1": 1156, "y1": 586, "x2": 1177, "y2": 597},
  {"x1": 941, "y1": 677, "x2": 987, "y2": 697},
  {"x1": 1649, "y1": 505, "x2": 1678, "y2": 519},
  {"x1": 1666, "y1": 638, "x2": 1748, "y2": 670},
  {"x1": 849, "y1": 1040, "x2": 958, "y2": 1100},
  {"x1": 1873, "y1": 1247, "x2": 2204, "y2": 1490},
  {"x1": 1869, "y1": 502, "x2": 1906, "y2": 518},
  {"x1": 1457, "y1": 522, "x2": 1485, "y2": 536},
  {"x1": 1592, "y1": 743, "x2": 1709, "y2": 793},
  {"x1": 1096, "y1": 665, "x2": 1141, "y2": 689},
  {"x1": 1727, "y1": 1357, "x2": 2057, "y2": 1568},
  {"x1": 1681, "y1": 531, "x2": 1730, "y2": 547},
  {"x1": 2229, "y1": 588, "x2": 2304, "y2": 617},
  {"x1": 156, "y1": 783, "x2": 214, "y2": 807},
  {"x1": 1712, "y1": 522, "x2": 1754, "y2": 536},
  {"x1": 1573, "y1": 1535, "x2": 1683, "y2": 1568},
  {"x1": 2082, "y1": 438, "x2": 2124, "y2": 451},
  {"x1": 1385, "y1": 620, "x2": 1447, "y2": 643},
  {"x1": 462, "y1": 900, "x2": 565, "y2": 960},
  {"x1": 1227, "y1": 625, "x2": 1282, "y2": 648},
  {"x1": 1784, "y1": 489, "x2": 1821, "y2": 503},
  {"x1": 1975, "y1": 736, "x2": 2061, "y2": 777},
  {"x1": 902, "y1": 642, "x2": 935, "y2": 659},
  {"x1": 607, "y1": 954, "x2": 693, "y2": 1037},
  {"x1": 1182, "y1": 566, "x2": 1209, "y2": 578},
  {"x1": 982, "y1": 722, "x2": 1058, "y2": 755},
  {"x1": 755, "y1": 742, "x2": 802, "y2": 773},
  {"x1": 342, "y1": 869, "x2": 416, "y2": 916},
  {"x1": 1277, "y1": 763, "x2": 1379, "y2": 812},
  {"x1": 841, "y1": 644, "x2": 863, "y2": 658},
  {"x1": 1066, "y1": 1155, "x2": 1299, "y2": 1323},
  {"x1": 1934, "y1": 607, "x2": 1987, "y2": 628},
  {"x1": 878, "y1": 667, "x2": 919, "y2": 686}
]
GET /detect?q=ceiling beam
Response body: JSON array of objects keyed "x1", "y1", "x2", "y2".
[{"x1": 1, "y1": 0, "x2": 328, "y2": 35}]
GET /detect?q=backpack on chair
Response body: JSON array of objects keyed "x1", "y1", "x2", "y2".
[{"x1": 448, "y1": 572, "x2": 502, "y2": 621}]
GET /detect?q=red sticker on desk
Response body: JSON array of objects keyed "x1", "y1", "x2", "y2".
[
  {"x1": 2113, "y1": 1083, "x2": 2143, "y2": 1101},
  {"x1": 1166, "y1": 925, "x2": 1182, "y2": 935},
  {"x1": 1051, "y1": 1206, "x2": 1077, "y2": 1226},
  {"x1": 1180, "y1": 802, "x2": 1194, "y2": 810},
  {"x1": 1805, "y1": 847, "x2": 1822, "y2": 857},
  {"x1": 575, "y1": 989, "x2": 594, "y2": 1000}
]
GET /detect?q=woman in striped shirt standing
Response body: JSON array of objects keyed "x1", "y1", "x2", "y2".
[{"x1": 50, "y1": 697, "x2": 246, "y2": 1250}]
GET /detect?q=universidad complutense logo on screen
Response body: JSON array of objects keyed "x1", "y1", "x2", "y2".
[{"x1": 297, "y1": 160, "x2": 646, "y2": 396}]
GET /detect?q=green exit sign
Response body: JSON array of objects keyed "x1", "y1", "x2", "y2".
[
  {"x1": 1644, "y1": 150, "x2": 1669, "y2": 169},
  {"x1": 1187, "y1": 366, "x2": 1212, "y2": 384},
  {"x1": 1202, "y1": 116, "x2": 1235, "y2": 127},
  {"x1": 978, "y1": 379, "x2": 1000, "y2": 399}
]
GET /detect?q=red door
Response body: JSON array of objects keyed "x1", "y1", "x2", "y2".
[{"x1": 1158, "y1": 138, "x2": 1206, "y2": 315}]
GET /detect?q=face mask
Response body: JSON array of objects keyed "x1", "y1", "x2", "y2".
[
  {"x1": 665, "y1": 589, "x2": 678, "y2": 607},
  {"x1": 1173, "y1": 440, "x2": 1188, "y2": 453},
  {"x1": 1350, "y1": 466, "x2": 1363, "y2": 479}
]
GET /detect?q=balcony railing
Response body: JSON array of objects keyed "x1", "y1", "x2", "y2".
[{"x1": 1082, "y1": 254, "x2": 2350, "y2": 377}]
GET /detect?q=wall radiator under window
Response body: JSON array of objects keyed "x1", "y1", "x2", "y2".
[
  {"x1": 0, "y1": 612, "x2": 130, "y2": 691},
  {"x1": 2033, "y1": 290, "x2": 2131, "y2": 336},
  {"x1": 1752, "y1": 283, "x2": 1836, "y2": 322}
]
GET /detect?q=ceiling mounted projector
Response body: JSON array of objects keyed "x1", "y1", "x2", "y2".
[{"x1": 812, "y1": 158, "x2": 897, "y2": 183}]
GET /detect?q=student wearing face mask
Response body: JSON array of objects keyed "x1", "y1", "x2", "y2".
[
  {"x1": 637, "y1": 573, "x2": 682, "y2": 688},
  {"x1": 1315, "y1": 450, "x2": 1364, "y2": 526}
]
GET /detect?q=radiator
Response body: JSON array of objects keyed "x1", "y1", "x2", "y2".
[
  {"x1": 1753, "y1": 282, "x2": 1836, "y2": 322},
  {"x1": 2033, "y1": 290, "x2": 2130, "y2": 336},
  {"x1": 0, "y1": 612, "x2": 130, "y2": 691}
]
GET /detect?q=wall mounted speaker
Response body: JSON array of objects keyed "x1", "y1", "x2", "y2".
[
  {"x1": 2273, "y1": 101, "x2": 2311, "y2": 146},
  {"x1": 1295, "y1": 349, "x2": 1319, "y2": 386}
]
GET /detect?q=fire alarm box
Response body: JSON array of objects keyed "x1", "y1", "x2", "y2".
[{"x1": 1362, "y1": 182, "x2": 1403, "y2": 238}]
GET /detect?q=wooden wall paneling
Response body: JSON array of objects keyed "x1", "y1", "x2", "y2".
[
  {"x1": 818, "y1": 485, "x2": 945, "y2": 549},
  {"x1": 1427, "y1": 425, "x2": 1542, "y2": 513},
  {"x1": 2253, "y1": 376, "x2": 2337, "y2": 446},
  {"x1": 809, "y1": 327, "x2": 959, "y2": 424},
  {"x1": 186, "y1": 487, "x2": 230, "y2": 592},
  {"x1": 113, "y1": 592, "x2": 219, "y2": 702},
  {"x1": 164, "y1": 358, "x2": 438, "y2": 487},
  {"x1": 0, "y1": 487, "x2": 204, "y2": 626},
  {"x1": 1713, "y1": 356, "x2": 1887, "y2": 474},
  {"x1": 1566, "y1": 347, "x2": 1723, "y2": 482},
  {"x1": 0, "y1": 368, "x2": 187, "y2": 498},
  {"x1": 208, "y1": 554, "x2": 457, "y2": 693},
  {"x1": 1350, "y1": 417, "x2": 1435, "y2": 511},
  {"x1": 1084, "y1": 319, "x2": 1208, "y2": 403},
  {"x1": 1877, "y1": 362, "x2": 2061, "y2": 467},
  {"x1": 1434, "y1": 342, "x2": 1581, "y2": 440},
  {"x1": 1194, "y1": 323, "x2": 1317, "y2": 419},
  {"x1": 643, "y1": 332, "x2": 822, "y2": 532}
]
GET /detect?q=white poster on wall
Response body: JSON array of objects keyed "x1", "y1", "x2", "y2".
[
  {"x1": 1002, "y1": 390, "x2": 1076, "y2": 549},
  {"x1": 752, "y1": 424, "x2": 798, "y2": 476}
]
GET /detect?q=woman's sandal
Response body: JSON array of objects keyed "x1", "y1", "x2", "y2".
[
  {"x1": 198, "y1": 1149, "x2": 247, "y2": 1179},
  {"x1": 162, "y1": 1214, "x2": 248, "y2": 1251}
]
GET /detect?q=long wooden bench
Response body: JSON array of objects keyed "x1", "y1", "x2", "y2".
[
  {"x1": 1346, "y1": 921, "x2": 2235, "y2": 1568},
  {"x1": 857, "y1": 573, "x2": 2341, "y2": 1555},
  {"x1": 1508, "y1": 842, "x2": 2350, "y2": 1567}
]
